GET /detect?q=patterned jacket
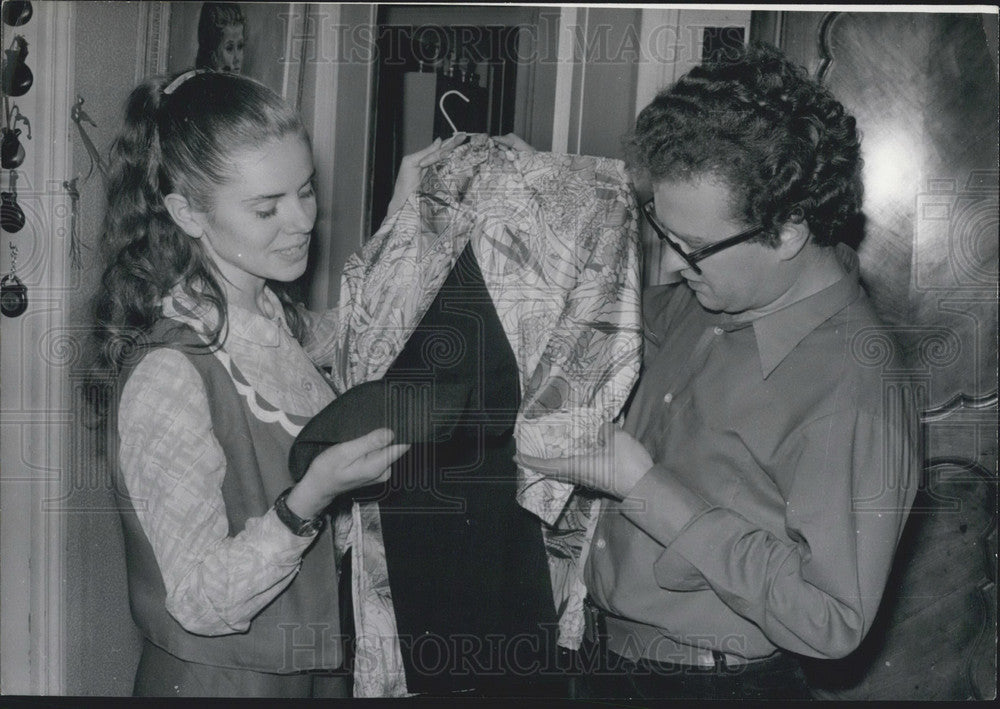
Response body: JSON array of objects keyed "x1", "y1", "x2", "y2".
[{"x1": 319, "y1": 136, "x2": 642, "y2": 696}]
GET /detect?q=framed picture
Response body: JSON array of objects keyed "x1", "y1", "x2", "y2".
[{"x1": 140, "y1": 1, "x2": 308, "y2": 108}]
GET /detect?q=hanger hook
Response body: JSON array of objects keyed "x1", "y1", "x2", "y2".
[{"x1": 438, "y1": 89, "x2": 470, "y2": 137}]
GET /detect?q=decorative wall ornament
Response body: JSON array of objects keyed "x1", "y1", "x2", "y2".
[
  {"x1": 2, "y1": 1, "x2": 32, "y2": 27},
  {"x1": 1, "y1": 35, "x2": 33, "y2": 97}
]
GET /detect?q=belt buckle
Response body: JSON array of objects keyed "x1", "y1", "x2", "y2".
[{"x1": 709, "y1": 650, "x2": 757, "y2": 671}]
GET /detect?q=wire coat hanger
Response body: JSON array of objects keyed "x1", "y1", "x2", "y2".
[{"x1": 438, "y1": 89, "x2": 469, "y2": 137}]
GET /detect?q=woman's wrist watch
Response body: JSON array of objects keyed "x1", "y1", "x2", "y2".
[{"x1": 274, "y1": 486, "x2": 325, "y2": 536}]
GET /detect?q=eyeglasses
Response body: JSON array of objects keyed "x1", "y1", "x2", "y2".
[{"x1": 641, "y1": 199, "x2": 767, "y2": 275}]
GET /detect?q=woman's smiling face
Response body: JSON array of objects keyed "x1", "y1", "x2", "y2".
[{"x1": 193, "y1": 132, "x2": 316, "y2": 300}]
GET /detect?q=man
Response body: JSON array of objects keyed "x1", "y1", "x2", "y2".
[{"x1": 516, "y1": 42, "x2": 918, "y2": 700}]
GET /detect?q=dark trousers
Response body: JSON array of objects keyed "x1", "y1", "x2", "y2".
[{"x1": 574, "y1": 637, "x2": 812, "y2": 701}]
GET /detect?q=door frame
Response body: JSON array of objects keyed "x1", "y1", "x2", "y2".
[{"x1": 0, "y1": 0, "x2": 76, "y2": 694}]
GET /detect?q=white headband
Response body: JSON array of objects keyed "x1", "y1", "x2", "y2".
[{"x1": 163, "y1": 69, "x2": 207, "y2": 96}]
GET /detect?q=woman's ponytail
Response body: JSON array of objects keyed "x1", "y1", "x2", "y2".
[{"x1": 92, "y1": 77, "x2": 210, "y2": 378}]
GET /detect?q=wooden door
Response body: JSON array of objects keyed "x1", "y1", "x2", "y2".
[{"x1": 751, "y1": 11, "x2": 998, "y2": 700}]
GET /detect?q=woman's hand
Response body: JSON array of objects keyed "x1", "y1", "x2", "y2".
[
  {"x1": 384, "y1": 133, "x2": 468, "y2": 219},
  {"x1": 286, "y1": 428, "x2": 410, "y2": 519},
  {"x1": 493, "y1": 133, "x2": 536, "y2": 153}
]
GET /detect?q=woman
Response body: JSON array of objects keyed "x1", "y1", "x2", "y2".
[{"x1": 92, "y1": 68, "x2": 460, "y2": 697}]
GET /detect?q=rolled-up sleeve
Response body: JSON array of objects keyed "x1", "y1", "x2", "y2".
[
  {"x1": 118, "y1": 348, "x2": 316, "y2": 636},
  {"x1": 622, "y1": 407, "x2": 918, "y2": 659}
]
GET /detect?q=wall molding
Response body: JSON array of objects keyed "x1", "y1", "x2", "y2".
[
  {"x1": 0, "y1": 0, "x2": 75, "y2": 694},
  {"x1": 137, "y1": 1, "x2": 170, "y2": 81},
  {"x1": 551, "y1": 6, "x2": 578, "y2": 154}
]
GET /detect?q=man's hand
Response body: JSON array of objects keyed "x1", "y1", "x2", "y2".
[{"x1": 514, "y1": 422, "x2": 653, "y2": 499}]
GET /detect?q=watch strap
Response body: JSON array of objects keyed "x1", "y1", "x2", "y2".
[{"x1": 274, "y1": 486, "x2": 325, "y2": 537}]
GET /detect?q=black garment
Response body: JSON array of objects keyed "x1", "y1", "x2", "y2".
[
  {"x1": 369, "y1": 243, "x2": 560, "y2": 696},
  {"x1": 289, "y1": 368, "x2": 467, "y2": 481}
]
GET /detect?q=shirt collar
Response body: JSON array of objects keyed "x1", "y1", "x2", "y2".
[
  {"x1": 738, "y1": 244, "x2": 862, "y2": 379},
  {"x1": 162, "y1": 284, "x2": 291, "y2": 348}
]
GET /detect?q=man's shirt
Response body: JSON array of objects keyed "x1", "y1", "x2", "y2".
[{"x1": 586, "y1": 246, "x2": 919, "y2": 662}]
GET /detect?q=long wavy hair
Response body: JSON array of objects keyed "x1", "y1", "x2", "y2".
[
  {"x1": 91, "y1": 70, "x2": 308, "y2": 382},
  {"x1": 624, "y1": 41, "x2": 863, "y2": 247}
]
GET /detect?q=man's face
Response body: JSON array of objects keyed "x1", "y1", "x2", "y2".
[{"x1": 651, "y1": 177, "x2": 785, "y2": 316}]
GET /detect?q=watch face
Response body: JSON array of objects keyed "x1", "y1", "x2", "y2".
[{"x1": 300, "y1": 518, "x2": 322, "y2": 535}]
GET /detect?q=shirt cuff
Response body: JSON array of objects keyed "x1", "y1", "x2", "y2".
[
  {"x1": 255, "y1": 508, "x2": 318, "y2": 568},
  {"x1": 620, "y1": 464, "x2": 713, "y2": 547}
]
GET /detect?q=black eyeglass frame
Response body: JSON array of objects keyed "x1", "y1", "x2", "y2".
[{"x1": 641, "y1": 199, "x2": 768, "y2": 275}]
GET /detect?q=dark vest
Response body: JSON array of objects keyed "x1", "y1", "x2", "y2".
[{"x1": 114, "y1": 321, "x2": 342, "y2": 673}]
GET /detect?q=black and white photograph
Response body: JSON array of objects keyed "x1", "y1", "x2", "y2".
[{"x1": 0, "y1": 1, "x2": 996, "y2": 702}]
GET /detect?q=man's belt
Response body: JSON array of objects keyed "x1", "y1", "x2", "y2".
[{"x1": 582, "y1": 596, "x2": 779, "y2": 670}]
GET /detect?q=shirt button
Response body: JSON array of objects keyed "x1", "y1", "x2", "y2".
[
  {"x1": 663, "y1": 392, "x2": 673, "y2": 404},
  {"x1": 596, "y1": 538, "x2": 607, "y2": 550},
  {"x1": 713, "y1": 326, "x2": 724, "y2": 335}
]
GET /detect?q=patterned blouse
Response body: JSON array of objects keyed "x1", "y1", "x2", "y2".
[{"x1": 117, "y1": 287, "x2": 338, "y2": 635}]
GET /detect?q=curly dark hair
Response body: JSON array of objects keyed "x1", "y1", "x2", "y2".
[
  {"x1": 91, "y1": 70, "x2": 307, "y2": 381},
  {"x1": 624, "y1": 41, "x2": 863, "y2": 247}
]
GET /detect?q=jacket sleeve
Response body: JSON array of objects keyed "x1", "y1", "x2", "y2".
[
  {"x1": 296, "y1": 304, "x2": 345, "y2": 371},
  {"x1": 622, "y1": 406, "x2": 919, "y2": 659},
  {"x1": 118, "y1": 348, "x2": 316, "y2": 635}
]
